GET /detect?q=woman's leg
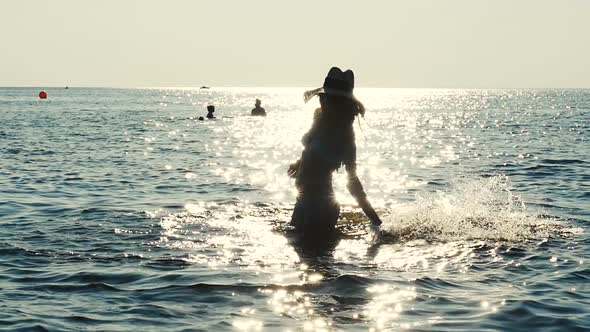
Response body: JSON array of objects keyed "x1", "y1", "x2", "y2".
[{"x1": 291, "y1": 194, "x2": 339, "y2": 235}]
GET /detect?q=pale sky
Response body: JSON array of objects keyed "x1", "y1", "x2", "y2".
[{"x1": 1, "y1": 0, "x2": 589, "y2": 88}]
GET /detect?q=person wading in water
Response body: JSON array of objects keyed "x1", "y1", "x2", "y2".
[
  {"x1": 288, "y1": 67, "x2": 382, "y2": 241},
  {"x1": 251, "y1": 99, "x2": 267, "y2": 116}
]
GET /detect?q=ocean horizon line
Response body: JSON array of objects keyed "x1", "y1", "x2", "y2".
[{"x1": 1, "y1": 86, "x2": 590, "y2": 90}]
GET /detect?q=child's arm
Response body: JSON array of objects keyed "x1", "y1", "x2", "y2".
[
  {"x1": 301, "y1": 108, "x2": 322, "y2": 146},
  {"x1": 287, "y1": 159, "x2": 300, "y2": 178},
  {"x1": 290, "y1": 109, "x2": 322, "y2": 178}
]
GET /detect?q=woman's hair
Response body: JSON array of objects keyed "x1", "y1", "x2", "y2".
[
  {"x1": 319, "y1": 94, "x2": 365, "y2": 120},
  {"x1": 315, "y1": 94, "x2": 361, "y2": 167}
]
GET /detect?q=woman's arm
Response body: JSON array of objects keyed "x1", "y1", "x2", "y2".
[{"x1": 345, "y1": 163, "x2": 382, "y2": 226}]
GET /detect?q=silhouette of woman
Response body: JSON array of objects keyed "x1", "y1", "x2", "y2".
[{"x1": 288, "y1": 67, "x2": 382, "y2": 239}]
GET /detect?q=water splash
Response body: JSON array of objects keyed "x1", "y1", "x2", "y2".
[{"x1": 380, "y1": 175, "x2": 578, "y2": 243}]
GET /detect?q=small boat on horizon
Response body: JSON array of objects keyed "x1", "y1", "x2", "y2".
[{"x1": 200, "y1": 86, "x2": 210, "y2": 89}]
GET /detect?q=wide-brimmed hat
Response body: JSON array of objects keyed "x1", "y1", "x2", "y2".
[{"x1": 304, "y1": 67, "x2": 355, "y2": 103}]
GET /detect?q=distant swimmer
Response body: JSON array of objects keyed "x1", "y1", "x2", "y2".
[
  {"x1": 206, "y1": 105, "x2": 216, "y2": 118},
  {"x1": 251, "y1": 99, "x2": 266, "y2": 116},
  {"x1": 197, "y1": 105, "x2": 216, "y2": 120}
]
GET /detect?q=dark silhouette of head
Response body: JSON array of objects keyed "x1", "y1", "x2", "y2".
[
  {"x1": 255, "y1": 99, "x2": 261, "y2": 107},
  {"x1": 304, "y1": 66, "x2": 365, "y2": 118}
]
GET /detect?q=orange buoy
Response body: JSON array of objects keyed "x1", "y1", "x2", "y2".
[{"x1": 39, "y1": 91, "x2": 48, "y2": 99}]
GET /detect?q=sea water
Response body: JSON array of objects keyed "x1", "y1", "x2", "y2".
[{"x1": 0, "y1": 87, "x2": 588, "y2": 331}]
